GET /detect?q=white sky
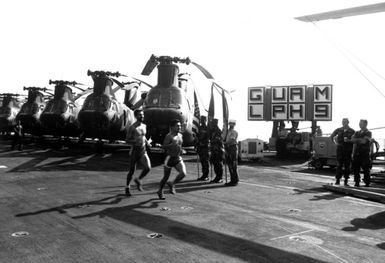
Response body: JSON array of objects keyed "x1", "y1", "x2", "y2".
[{"x1": 1, "y1": 0, "x2": 385, "y2": 143}]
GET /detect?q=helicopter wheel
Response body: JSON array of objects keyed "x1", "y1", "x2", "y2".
[
  {"x1": 54, "y1": 137, "x2": 64, "y2": 149},
  {"x1": 95, "y1": 140, "x2": 104, "y2": 154},
  {"x1": 63, "y1": 137, "x2": 72, "y2": 148},
  {"x1": 313, "y1": 159, "x2": 324, "y2": 170}
]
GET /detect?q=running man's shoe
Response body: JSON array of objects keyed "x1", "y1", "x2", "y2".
[
  {"x1": 125, "y1": 187, "x2": 132, "y2": 196},
  {"x1": 167, "y1": 182, "x2": 176, "y2": 194},
  {"x1": 134, "y1": 178, "x2": 143, "y2": 191},
  {"x1": 157, "y1": 190, "x2": 165, "y2": 200}
]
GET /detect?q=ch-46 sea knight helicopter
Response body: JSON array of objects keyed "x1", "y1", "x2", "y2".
[
  {"x1": 40, "y1": 80, "x2": 87, "y2": 140},
  {"x1": 0, "y1": 93, "x2": 24, "y2": 134},
  {"x1": 78, "y1": 70, "x2": 140, "y2": 148},
  {"x1": 16, "y1": 86, "x2": 52, "y2": 136},
  {"x1": 140, "y1": 54, "x2": 227, "y2": 147}
]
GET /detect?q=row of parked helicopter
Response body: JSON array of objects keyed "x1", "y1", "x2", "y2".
[{"x1": 0, "y1": 55, "x2": 221, "y2": 149}]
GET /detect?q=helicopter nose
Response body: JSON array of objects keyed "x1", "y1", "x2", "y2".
[
  {"x1": 17, "y1": 114, "x2": 38, "y2": 128},
  {"x1": 144, "y1": 108, "x2": 185, "y2": 127},
  {"x1": 79, "y1": 111, "x2": 109, "y2": 128},
  {"x1": 0, "y1": 107, "x2": 11, "y2": 118},
  {"x1": 78, "y1": 111, "x2": 112, "y2": 139},
  {"x1": 144, "y1": 108, "x2": 186, "y2": 143},
  {"x1": 40, "y1": 113, "x2": 66, "y2": 130}
]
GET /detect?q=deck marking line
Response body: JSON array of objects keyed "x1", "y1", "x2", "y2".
[
  {"x1": 270, "y1": 229, "x2": 314, "y2": 241},
  {"x1": 239, "y1": 181, "x2": 292, "y2": 190},
  {"x1": 311, "y1": 243, "x2": 348, "y2": 263},
  {"x1": 343, "y1": 196, "x2": 385, "y2": 207}
]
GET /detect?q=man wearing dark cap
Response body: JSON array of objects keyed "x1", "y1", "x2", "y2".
[
  {"x1": 330, "y1": 118, "x2": 355, "y2": 186},
  {"x1": 210, "y1": 119, "x2": 224, "y2": 183},
  {"x1": 196, "y1": 115, "x2": 210, "y2": 181},
  {"x1": 224, "y1": 119, "x2": 239, "y2": 186},
  {"x1": 351, "y1": 119, "x2": 372, "y2": 187}
]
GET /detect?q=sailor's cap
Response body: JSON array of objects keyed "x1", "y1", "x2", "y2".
[{"x1": 229, "y1": 119, "x2": 236, "y2": 124}]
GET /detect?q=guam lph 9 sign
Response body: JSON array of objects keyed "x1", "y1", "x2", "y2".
[{"x1": 248, "y1": 84, "x2": 332, "y2": 121}]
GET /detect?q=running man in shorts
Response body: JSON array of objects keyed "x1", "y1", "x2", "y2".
[
  {"x1": 157, "y1": 119, "x2": 186, "y2": 200},
  {"x1": 125, "y1": 109, "x2": 151, "y2": 196}
]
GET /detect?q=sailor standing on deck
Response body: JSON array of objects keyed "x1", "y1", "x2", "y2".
[
  {"x1": 224, "y1": 119, "x2": 239, "y2": 186},
  {"x1": 125, "y1": 109, "x2": 152, "y2": 196},
  {"x1": 330, "y1": 118, "x2": 355, "y2": 186},
  {"x1": 11, "y1": 120, "x2": 23, "y2": 151},
  {"x1": 210, "y1": 119, "x2": 224, "y2": 183},
  {"x1": 196, "y1": 116, "x2": 210, "y2": 181},
  {"x1": 351, "y1": 119, "x2": 372, "y2": 187},
  {"x1": 157, "y1": 119, "x2": 186, "y2": 200}
]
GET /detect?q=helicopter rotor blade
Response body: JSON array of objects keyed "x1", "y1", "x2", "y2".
[
  {"x1": 73, "y1": 88, "x2": 93, "y2": 101},
  {"x1": 111, "y1": 86, "x2": 120, "y2": 95},
  {"x1": 42, "y1": 91, "x2": 54, "y2": 96},
  {"x1": 191, "y1": 61, "x2": 214, "y2": 79},
  {"x1": 131, "y1": 92, "x2": 148, "y2": 110},
  {"x1": 131, "y1": 99, "x2": 144, "y2": 110},
  {"x1": 131, "y1": 77, "x2": 154, "y2": 89},
  {"x1": 73, "y1": 86, "x2": 85, "y2": 92},
  {"x1": 213, "y1": 82, "x2": 235, "y2": 94},
  {"x1": 121, "y1": 83, "x2": 140, "y2": 92},
  {"x1": 111, "y1": 77, "x2": 125, "y2": 88},
  {"x1": 110, "y1": 78, "x2": 126, "y2": 95},
  {"x1": 141, "y1": 55, "x2": 159, "y2": 76}
]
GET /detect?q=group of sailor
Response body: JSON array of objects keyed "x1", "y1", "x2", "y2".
[
  {"x1": 330, "y1": 118, "x2": 373, "y2": 187},
  {"x1": 125, "y1": 109, "x2": 239, "y2": 200}
]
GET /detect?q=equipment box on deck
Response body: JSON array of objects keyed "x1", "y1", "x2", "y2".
[
  {"x1": 238, "y1": 138, "x2": 265, "y2": 161},
  {"x1": 309, "y1": 136, "x2": 337, "y2": 169}
]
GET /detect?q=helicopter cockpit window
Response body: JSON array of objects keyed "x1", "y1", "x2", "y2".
[
  {"x1": 37, "y1": 95, "x2": 44, "y2": 104},
  {"x1": 45, "y1": 99, "x2": 68, "y2": 114},
  {"x1": 145, "y1": 88, "x2": 183, "y2": 109},
  {"x1": 100, "y1": 96, "x2": 111, "y2": 111},
  {"x1": 0, "y1": 107, "x2": 11, "y2": 116},
  {"x1": 145, "y1": 90, "x2": 161, "y2": 108},
  {"x1": 68, "y1": 102, "x2": 74, "y2": 114},
  {"x1": 169, "y1": 88, "x2": 182, "y2": 109},
  {"x1": 83, "y1": 98, "x2": 94, "y2": 110},
  {"x1": 111, "y1": 101, "x2": 118, "y2": 112},
  {"x1": 59, "y1": 87, "x2": 73, "y2": 101},
  {"x1": 31, "y1": 103, "x2": 39, "y2": 114},
  {"x1": 20, "y1": 103, "x2": 30, "y2": 114}
]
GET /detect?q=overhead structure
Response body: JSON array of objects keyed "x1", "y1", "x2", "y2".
[
  {"x1": 295, "y1": 2, "x2": 385, "y2": 22},
  {"x1": 295, "y1": 2, "x2": 385, "y2": 100}
]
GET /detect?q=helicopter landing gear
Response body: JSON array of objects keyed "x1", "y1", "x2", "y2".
[
  {"x1": 63, "y1": 137, "x2": 72, "y2": 148},
  {"x1": 95, "y1": 140, "x2": 104, "y2": 154},
  {"x1": 54, "y1": 136, "x2": 64, "y2": 149}
]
